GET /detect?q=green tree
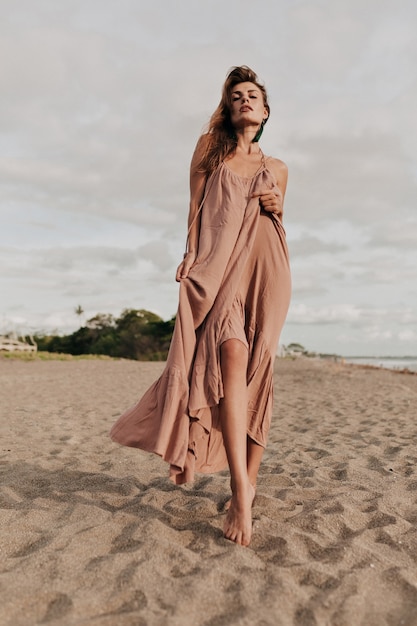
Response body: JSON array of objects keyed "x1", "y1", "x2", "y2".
[
  {"x1": 115, "y1": 309, "x2": 165, "y2": 360},
  {"x1": 34, "y1": 309, "x2": 176, "y2": 360}
]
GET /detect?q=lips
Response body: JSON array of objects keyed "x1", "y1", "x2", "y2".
[{"x1": 240, "y1": 106, "x2": 252, "y2": 112}]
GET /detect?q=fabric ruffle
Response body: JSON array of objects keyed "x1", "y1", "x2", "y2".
[{"x1": 110, "y1": 162, "x2": 291, "y2": 484}]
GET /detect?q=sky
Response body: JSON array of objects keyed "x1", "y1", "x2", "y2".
[{"x1": 1, "y1": 0, "x2": 416, "y2": 357}]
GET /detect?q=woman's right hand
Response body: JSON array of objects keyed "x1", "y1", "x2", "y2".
[{"x1": 175, "y1": 252, "x2": 196, "y2": 282}]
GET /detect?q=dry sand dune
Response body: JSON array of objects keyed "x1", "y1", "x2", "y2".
[{"x1": 1, "y1": 357, "x2": 417, "y2": 625}]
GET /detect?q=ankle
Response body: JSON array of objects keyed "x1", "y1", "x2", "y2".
[
  {"x1": 232, "y1": 473, "x2": 251, "y2": 488},
  {"x1": 232, "y1": 480, "x2": 254, "y2": 500}
]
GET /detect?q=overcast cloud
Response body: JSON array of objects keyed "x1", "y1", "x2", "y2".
[{"x1": 1, "y1": 0, "x2": 416, "y2": 356}]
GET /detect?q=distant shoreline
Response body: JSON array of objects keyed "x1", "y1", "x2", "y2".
[
  {"x1": 343, "y1": 356, "x2": 417, "y2": 373},
  {"x1": 2, "y1": 350, "x2": 417, "y2": 374}
]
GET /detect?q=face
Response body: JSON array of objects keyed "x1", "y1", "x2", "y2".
[{"x1": 229, "y1": 81, "x2": 268, "y2": 129}]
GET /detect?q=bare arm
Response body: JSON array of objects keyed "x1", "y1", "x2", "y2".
[{"x1": 176, "y1": 135, "x2": 209, "y2": 281}]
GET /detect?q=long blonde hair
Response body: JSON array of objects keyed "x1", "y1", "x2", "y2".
[{"x1": 198, "y1": 66, "x2": 270, "y2": 174}]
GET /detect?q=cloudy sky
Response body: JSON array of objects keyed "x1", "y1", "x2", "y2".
[{"x1": 1, "y1": 0, "x2": 416, "y2": 356}]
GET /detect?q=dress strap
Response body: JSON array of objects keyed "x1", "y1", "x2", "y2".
[{"x1": 252, "y1": 149, "x2": 267, "y2": 179}]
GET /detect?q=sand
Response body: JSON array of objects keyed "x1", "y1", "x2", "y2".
[{"x1": 1, "y1": 356, "x2": 417, "y2": 626}]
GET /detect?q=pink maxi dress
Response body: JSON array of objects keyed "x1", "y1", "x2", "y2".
[{"x1": 110, "y1": 157, "x2": 291, "y2": 484}]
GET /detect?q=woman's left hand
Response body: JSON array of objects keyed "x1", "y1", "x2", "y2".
[{"x1": 252, "y1": 188, "x2": 283, "y2": 219}]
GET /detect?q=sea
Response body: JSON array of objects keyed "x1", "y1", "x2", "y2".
[{"x1": 343, "y1": 357, "x2": 417, "y2": 373}]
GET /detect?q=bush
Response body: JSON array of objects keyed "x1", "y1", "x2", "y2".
[{"x1": 33, "y1": 309, "x2": 176, "y2": 361}]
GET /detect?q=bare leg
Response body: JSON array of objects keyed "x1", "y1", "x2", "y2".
[
  {"x1": 247, "y1": 438, "x2": 265, "y2": 490},
  {"x1": 223, "y1": 436, "x2": 265, "y2": 511},
  {"x1": 219, "y1": 339, "x2": 254, "y2": 546}
]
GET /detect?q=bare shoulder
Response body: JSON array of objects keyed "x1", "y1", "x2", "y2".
[
  {"x1": 194, "y1": 133, "x2": 210, "y2": 158},
  {"x1": 266, "y1": 157, "x2": 288, "y2": 194},
  {"x1": 190, "y1": 133, "x2": 210, "y2": 171},
  {"x1": 266, "y1": 157, "x2": 288, "y2": 178},
  {"x1": 197, "y1": 132, "x2": 211, "y2": 148}
]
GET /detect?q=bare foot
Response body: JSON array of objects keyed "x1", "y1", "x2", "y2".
[{"x1": 223, "y1": 482, "x2": 255, "y2": 547}]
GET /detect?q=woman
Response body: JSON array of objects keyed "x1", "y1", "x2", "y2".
[{"x1": 111, "y1": 66, "x2": 291, "y2": 547}]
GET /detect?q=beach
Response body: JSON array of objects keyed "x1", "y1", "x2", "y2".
[{"x1": 1, "y1": 356, "x2": 417, "y2": 626}]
